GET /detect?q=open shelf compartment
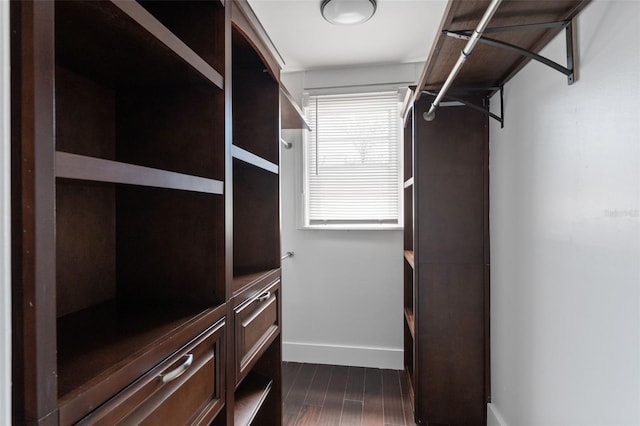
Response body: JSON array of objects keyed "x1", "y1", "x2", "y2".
[
  {"x1": 404, "y1": 186, "x2": 414, "y2": 251},
  {"x1": 55, "y1": 1, "x2": 225, "y2": 181},
  {"x1": 57, "y1": 303, "x2": 224, "y2": 423},
  {"x1": 56, "y1": 181, "x2": 226, "y2": 417},
  {"x1": 56, "y1": 0, "x2": 223, "y2": 88},
  {"x1": 232, "y1": 27, "x2": 280, "y2": 166},
  {"x1": 234, "y1": 373, "x2": 273, "y2": 426},
  {"x1": 232, "y1": 158, "x2": 280, "y2": 293},
  {"x1": 137, "y1": 0, "x2": 226, "y2": 76}
]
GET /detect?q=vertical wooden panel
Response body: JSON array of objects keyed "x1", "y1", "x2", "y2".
[
  {"x1": 11, "y1": 1, "x2": 58, "y2": 423},
  {"x1": 415, "y1": 96, "x2": 486, "y2": 264},
  {"x1": 421, "y1": 263, "x2": 485, "y2": 424},
  {"x1": 56, "y1": 181, "x2": 115, "y2": 317}
]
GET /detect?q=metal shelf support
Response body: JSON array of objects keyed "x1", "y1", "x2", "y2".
[
  {"x1": 423, "y1": 87, "x2": 504, "y2": 128},
  {"x1": 444, "y1": 19, "x2": 577, "y2": 85}
]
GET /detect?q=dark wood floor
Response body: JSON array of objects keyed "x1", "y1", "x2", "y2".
[{"x1": 282, "y1": 362, "x2": 416, "y2": 426}]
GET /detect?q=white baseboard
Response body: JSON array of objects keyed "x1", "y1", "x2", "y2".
[
  {"x1": 487, "y1": 403, "x2": 509, "y2": 426},
  {"x1": 283, "y1": 341, "x2": 403, "y2": 370}
]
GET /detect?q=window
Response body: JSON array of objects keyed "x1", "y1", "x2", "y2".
[{"x1": 303, "y1": 91, "x2": 401, "y2": 229}]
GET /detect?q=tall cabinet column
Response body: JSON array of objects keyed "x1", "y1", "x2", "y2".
[{"x1": 404, "y1": 94, "x2": 490, "y2": 425}]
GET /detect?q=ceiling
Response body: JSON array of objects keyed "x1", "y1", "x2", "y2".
[{"x1": 247, "y1": 0, "x2": 449, "y2": 72}]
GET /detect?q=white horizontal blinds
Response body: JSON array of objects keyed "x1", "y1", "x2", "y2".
[{"x1": 306, "y1": 92, "x2": 400, "y2": 225}]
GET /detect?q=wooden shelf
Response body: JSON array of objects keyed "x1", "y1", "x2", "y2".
[
  {"x1": 415, "y1": 0, "x2": 591, "y2": 99},
  {"x1": 57, "y1": 301, "x2": 224, "y2": 420},
  {"x1": 405, "y1": 368, "x2": 415, "y2": 406},
  {"x1": 231, "y1": 145, "x2": 279, "y2": 174},
  {"x1": 404, "y1": 177, "x2": 414, "y2": 189},
  {"x1": 234, "y1": 373, "x2": 273, "y2": 426},
  {"x1": 404, "y1": 250, "x2": 415, "y2": 269},
  {"x1": 56, "y1": 1, "x2": 222, "y2": 89},
  {"x1": 232, "y1": 268, "x2": 280, "y2": 295},
  {"x1": 112, "y1": 1, "x2": 223, "y2": 88},
  {"x1": 56, "y1": 152, "x2": 224, "y2": 194},
  {"x1": 405, "y1": 307, "x2": 415, "y2": 338},
  {"x1": 280, "y1": 86, "x2": 310, "y2": 130},
  {"x1": 136, "y1": 0, "x2": 225, "y2": 74}
]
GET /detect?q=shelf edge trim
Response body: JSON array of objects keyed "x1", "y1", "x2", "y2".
[
  {"x1": 231, "y1": 145, "x2": 279, "y2": 174},
  {"x1": 56, "y1": 152, "x2": 224, "y2": 194}
]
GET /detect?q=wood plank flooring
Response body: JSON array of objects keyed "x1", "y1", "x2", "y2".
[{"x1": 282, "y1": 362, "x2": 416, "y2": 426}]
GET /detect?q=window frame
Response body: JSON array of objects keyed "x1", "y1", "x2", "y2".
[{"x1": 299, "y1": 89, "x2": 404, "y2": 231}]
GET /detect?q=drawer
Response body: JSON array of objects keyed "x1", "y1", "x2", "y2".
[
  {"x1": 79, "y1": 318, "x2": 225, "y2": 425},
  {"x1": 234, "y1": 279, "x2": 280, "y2": 386}
]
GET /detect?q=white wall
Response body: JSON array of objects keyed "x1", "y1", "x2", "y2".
[
  {"x1": 489, "y1": 2, "x2": 640, "y2": 425},
  {"x1": 279, "y1": 64, "x2": 419, "y2": 369},
  {"x1": 0, "y1": 0, "x2": 11, "y2": 423}
]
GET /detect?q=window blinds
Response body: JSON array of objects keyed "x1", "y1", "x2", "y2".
[{"x1": 305, "y1": 92, "x2": 400, "y2": 226}]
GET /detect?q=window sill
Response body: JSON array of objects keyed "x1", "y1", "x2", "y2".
[{"x1": 301, "y1": 224, "x2": 403, "y2": 231}]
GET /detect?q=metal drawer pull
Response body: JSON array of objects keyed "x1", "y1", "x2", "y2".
[
  {"x1": 257, "y1": 291, "x2": 271, "y2": 302},
  {"x1": 161, "y1": 353, "x2": 193, "y2": 383}
]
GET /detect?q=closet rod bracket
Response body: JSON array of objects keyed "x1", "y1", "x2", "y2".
[
  {"x1": 444, "y1": 18, "x2": 577, "y2": 85},
  {"x1": 423, "y1": 86, "x2": 504, "y2": 128}
]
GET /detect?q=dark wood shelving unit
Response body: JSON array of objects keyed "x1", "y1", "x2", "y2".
[
  {"x1": 404, "y1": 89, "x2": 491, "y2": 426},
  {"x1": 225, "y1": 12, "x2": 284, "y2": 423},
  {"x1": 55, "y1": 0, "x2": 229, "y2": 418},
  {"x1": 226, "y1": 10, "x2": 295, "y2": 424},
  {"x1": 402, "y1": 3, "x2": 592, "y2": 424},
  {"x1": 13, "y1": 0, "x2": 297, "y2": 423}
]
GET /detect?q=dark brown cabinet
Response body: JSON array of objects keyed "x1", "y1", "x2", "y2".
[
  {"x1": 11, "y1": 1, "x2": 287, "y2": 424},
  {"x1": 403, "y1": 94, "x2": 489, "y2": 425}
]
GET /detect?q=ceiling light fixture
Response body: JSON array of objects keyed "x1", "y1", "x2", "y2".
[{"x1": 321, "y1": 0, "x2": 377, "y2": 25}]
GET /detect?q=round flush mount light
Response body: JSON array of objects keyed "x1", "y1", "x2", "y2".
[{"x1": 321, "y1": 0, "x2": 377, "y2": 25}]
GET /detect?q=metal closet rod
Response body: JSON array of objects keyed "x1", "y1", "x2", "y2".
[{"x1": 424, "y1": 0, "x2": 503, "y2": 122}]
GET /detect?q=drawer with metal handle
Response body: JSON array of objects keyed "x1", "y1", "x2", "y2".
[
  {"x1": 234, "y1": 279, "x2": 280, "y2": 386},
  {"x1": 78, "y1": 318, "x2": 225, "y2": 425}
]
